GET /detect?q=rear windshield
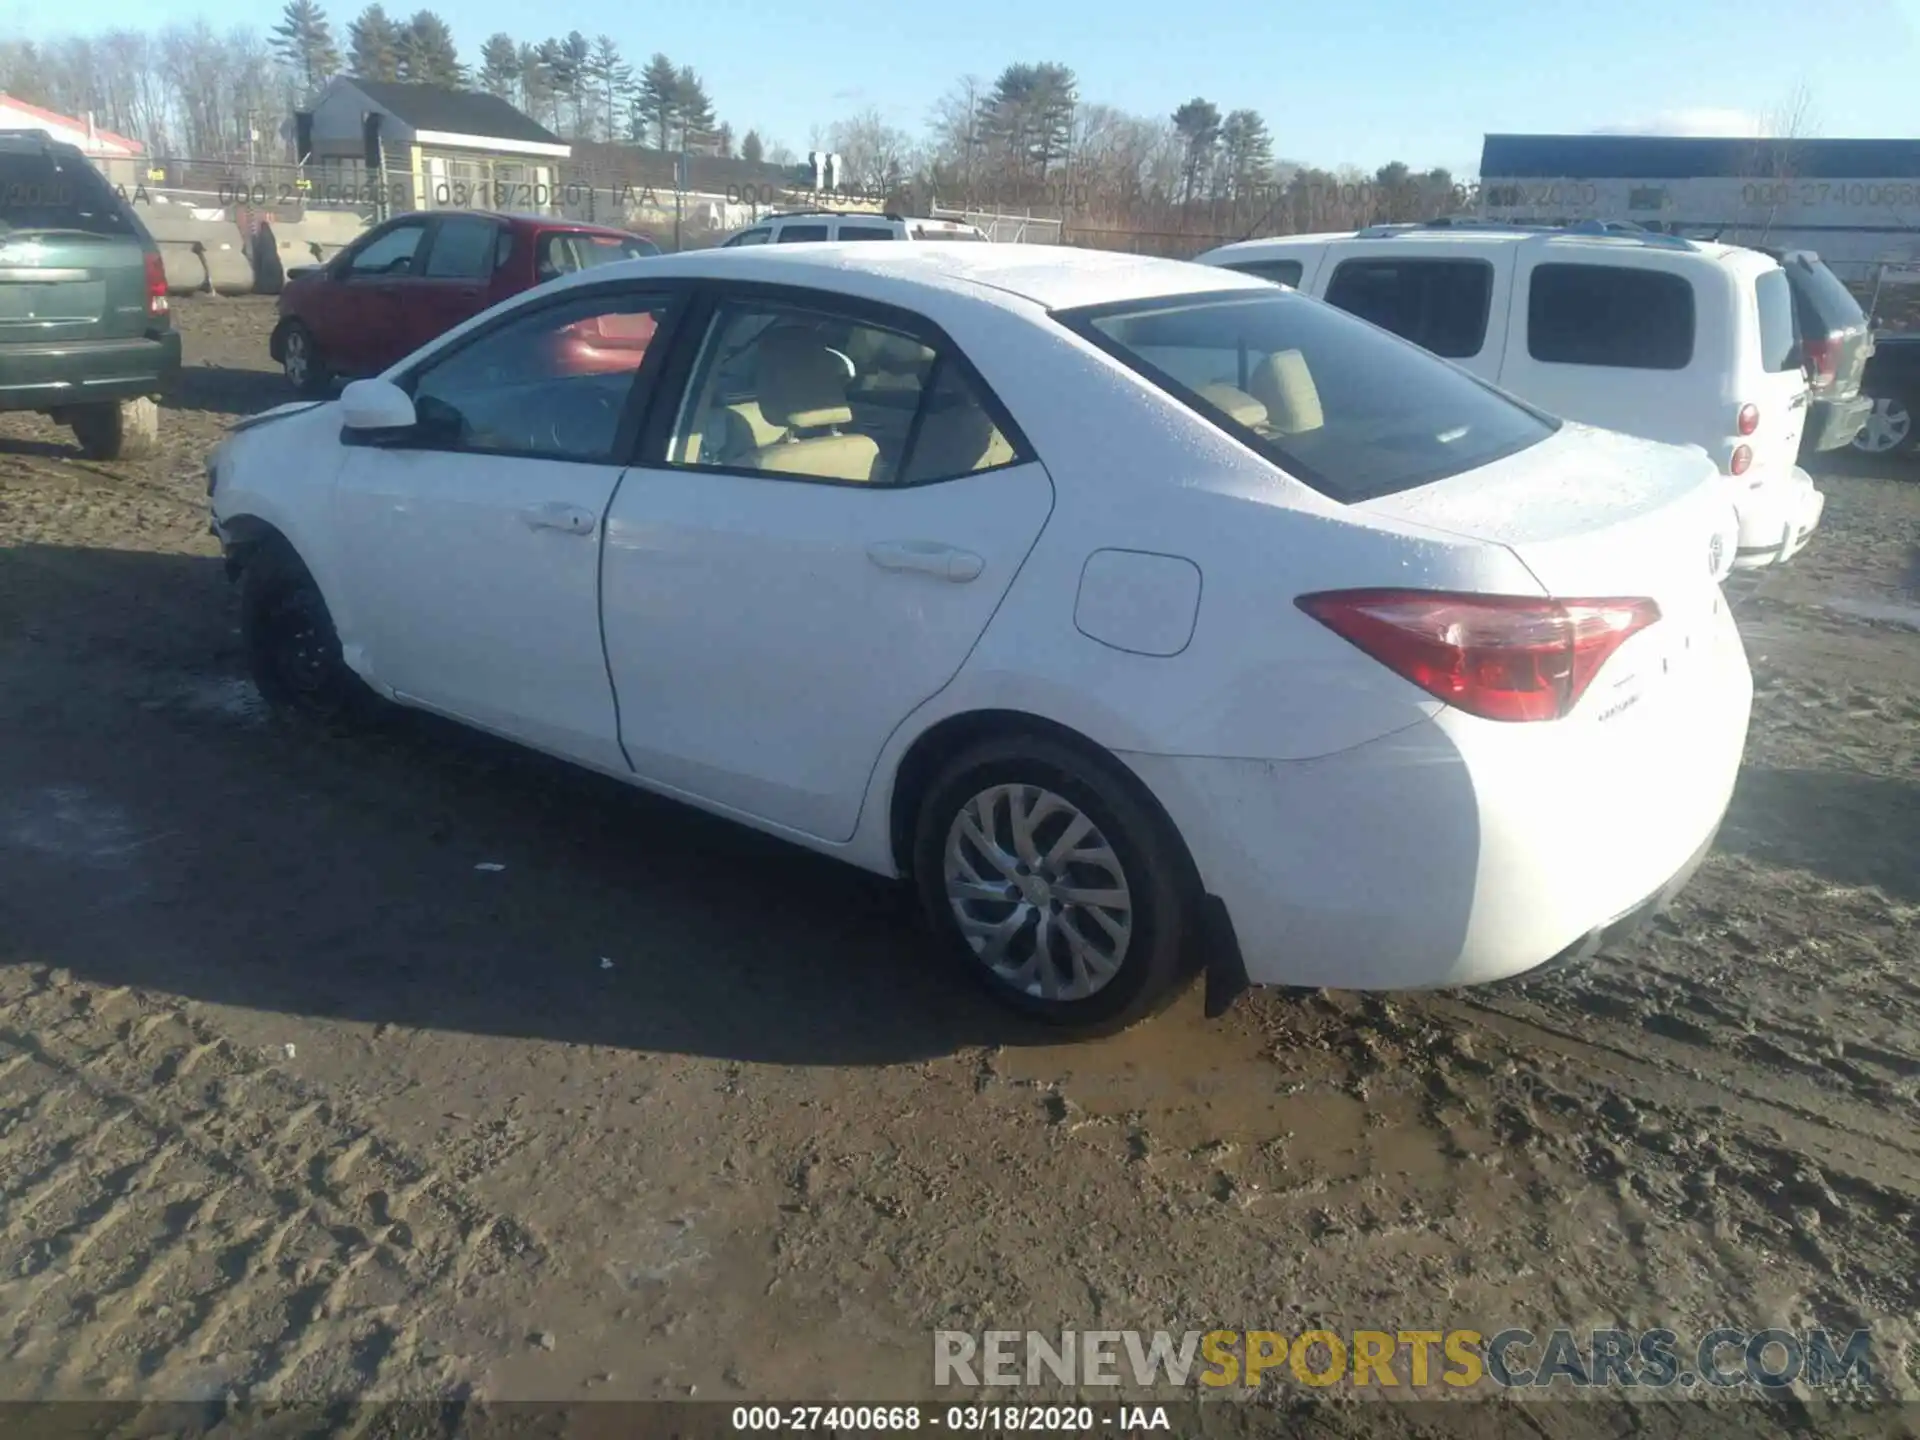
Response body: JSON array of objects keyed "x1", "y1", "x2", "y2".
[
  {"x1": 1783, "y1": 255, "x2": 1866, "y2": 330},
  {"x1": 1060, "y1": 290, "x2": 1558, "y2": 503},
  {"x1": 0, "y1": 150, "x2": 137, "y2": 238},
  {"x1": 537, "y1": 231, "x2": 659, "y2": 278}
]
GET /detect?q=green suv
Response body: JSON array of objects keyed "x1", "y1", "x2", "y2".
[{"x1": 0, "y1": 131, "x2": 181, "y2": 459}]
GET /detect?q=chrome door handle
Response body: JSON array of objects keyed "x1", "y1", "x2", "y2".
[
  {"x1": 519, "y1": 501, "x2": 597, "y2": 536},
  {"x1": 866, "y1": 540, "x2": 984, "y2": 582}
]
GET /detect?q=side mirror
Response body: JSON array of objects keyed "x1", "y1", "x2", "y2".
[{"x1": 339, "y1": 379, "x2": 416, "y2": 437}]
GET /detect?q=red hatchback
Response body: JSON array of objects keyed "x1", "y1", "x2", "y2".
[{"x1": 269, "y1": 210, "x2": 661, "y2": 396}]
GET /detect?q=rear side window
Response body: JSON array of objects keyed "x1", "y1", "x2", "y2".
[
  {"x1": 0, "y1": 150, "x2": 136, "y2": 238},
  {"x1": 1527, "y1": 264, "x2": 1695, "y2": 370},
  {"x1": 423, "y1": 217, "x2": 500, "y2": 279},
  {"x1": 777, "y1": 224, "x2": 830, "y2": 243},
  {"x1": 1324, "y1": 258, "x2": 1494, "y2": 359},
  {"x1": 1755, "y1": 270, "x2": 1799, "y2": 373},
  {"x1": 1228, "y1": 259, "x2": 1304, "y2": 287},
  {"x1": 1061, "y1": 290, "x2": 1557, "y2": 504},
  {"x1": 837, "y1": 226, "x2": 896, "y2": 241}
]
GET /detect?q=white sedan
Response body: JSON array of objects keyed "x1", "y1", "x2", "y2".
[{"x1": 208, "y1": 243, "x2": 1753, "y2": 1032}]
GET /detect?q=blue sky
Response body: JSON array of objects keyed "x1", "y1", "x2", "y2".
[{"x1": 4, "y1": 0, "x2": 1916, "y2": 174}]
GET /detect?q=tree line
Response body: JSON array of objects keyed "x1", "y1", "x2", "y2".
[{"x1": 0, "y1": 7, "x2": 1462, "y2": 231}]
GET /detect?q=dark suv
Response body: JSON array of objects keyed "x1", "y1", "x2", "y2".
[
  {"x1": 1767, "y1": 249, "x2": 1875, "y2": 455},
  {"x1": 0, "y1": 131, "x2": 180, "y2": 459}
]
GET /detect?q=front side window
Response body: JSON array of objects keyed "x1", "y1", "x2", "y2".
[
  {"x1": 1229, "y1": 259, "x2": 1304, "y2": 288},
  {"x1": 669, "y1": 299, "x2": 1018, "y2": 485},
  {"x1": 1527, "y1": 263, "x2": 1695, "y2": 370},
  {"x1": 403, "y1": 289, "x2": 672, "y2": 462},
  {"x1": 1059, "y1": 289, "x2": 1556, "y2": 504},
  {"x1": 1324, "y1": 258, "x2": 1494, "y2": 359},
  {"x1": 348, "y1": 223, "x2": 427, "y2": 278},
  {"x1": 423, "y1": 216, "x2": 500, "y2": 279}
]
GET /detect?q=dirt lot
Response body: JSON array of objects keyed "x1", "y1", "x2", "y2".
[{"x1": 1, "y1": 298, "x2": 1916, "y2": 1427}]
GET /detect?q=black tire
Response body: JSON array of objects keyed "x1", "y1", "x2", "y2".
[
  {"x1": 279, "y1": 320, "x2": 331, "y2": 398},
  {"x1": 911, "y1": 734, "x2": 1198, "y2": 1033},
  {"x1": 71, "y1": 397, "x2": 159, "y2": 461},
  {"x1": 240, "y1": 539, "x2": 376, "y2": 723}
]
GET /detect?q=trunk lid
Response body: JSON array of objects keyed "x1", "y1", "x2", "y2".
[
  {"x1": 0, "y1": 145, "x2": 154, "y2": 345},
  {"x1": 1357, "y1": 423, "x2": 1739, "y2": 697}
]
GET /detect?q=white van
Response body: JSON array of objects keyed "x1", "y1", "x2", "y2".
[
  {"x1": 721, "y1": 210, "x2": 989, "y2": 246},
  {"x1": 1195, "y1": 222, "x2": 1825, "y2": 570}
]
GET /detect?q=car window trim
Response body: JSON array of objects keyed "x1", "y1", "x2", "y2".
[
  {"x1": 349, "y1": 279, "x2": 694, "y2": 466},
  {"x1": 632, "y1": 278, "x2": 1037, "y2": 490}
]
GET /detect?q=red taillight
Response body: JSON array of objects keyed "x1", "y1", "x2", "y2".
[
  {"x1": 1737, "y1": 404, "x2": 1759, "y2": 436},
  {"x1": 1296, "y1": 590, "x2": 1662, "y2": 723},
  {"x1": 1802, "y1": 336, "x2": 1838, "y2": 390},
  {"x1": 1730, "y1": 444, "x2": 1753, "y2": 476},
  {"x1": 144, "y1": 252, "x2": 169, "y2": 316}
]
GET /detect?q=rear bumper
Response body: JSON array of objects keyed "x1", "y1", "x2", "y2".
[
  {"x1": 1128, "y1": 597, "x2": 1751, "y2": 993},
  {"x1": 1732, "y1": 466, "x2": 1825, "y2": 569},
  {"x1": 1802, "y1": 392, "x2": 1873, "y2": 453},
  {"x1": 0, "y1": 332, "x2": 182, "y2": 411}
]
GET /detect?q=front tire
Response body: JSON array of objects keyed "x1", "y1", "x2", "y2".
[
  {"x1": 240, "y1": 540, "x2": 375, "y2": 723},
  {"x1": 911, "y1": 736, "x2": 1197, "y2": 1032},
  {"x1": 71, "y1": 397, "x2": 159, "y2": 461},
  {"x1": 279, "y1": 321, "x2": 331, "y2": 398}
]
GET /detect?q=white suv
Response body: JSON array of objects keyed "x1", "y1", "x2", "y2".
[
  {"x1": 1195, "y1": 222, "x2": 1825, "y2": 570},
  {"x1": 721, "y1": 210, "x2": 989, "y2": 246}
]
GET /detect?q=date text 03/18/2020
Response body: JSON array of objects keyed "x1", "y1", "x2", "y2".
[{"x1": 730, "y1": 1406, "x2": 1171, "y2": 1433}]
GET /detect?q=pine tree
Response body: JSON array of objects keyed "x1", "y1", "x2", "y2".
[
  {"x1": 396, "y1": 10, "x2": 463, "y2": 88},
  {"x1": 586, "y1": 35, "x2": 630, "y2": 142},
  {"x1": 477, "y1": 33, "x2": 519, "y2": 100},
  {"x1": 271, "y1": 0, "x2": 341, "y2": 96},
  {"x1": 347, "y1": 4, "x2": 401, "y2": 81},
  {"x1": 675, "y1": 64, "x2": 715, "y2": 145},
  {"x1": 635, "y1": 52, "x2": 678, "y2": 150},
  {"x1": 740, "y1": 128, "x2": 764, "y2": 166}
]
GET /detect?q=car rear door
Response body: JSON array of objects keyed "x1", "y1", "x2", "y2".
[
  {"x1": 401, "y1": 214, "x2": 502, "y2": 352},
  {"x1": 1318, "y1": 247, "x2": 1511, "y2": 380},
  {"x1": 0, "y1": 145, "x2": 152, "y2": 352},
  {"x1": 599, "y1": 286, "x2": 1054, "y2": 843}
]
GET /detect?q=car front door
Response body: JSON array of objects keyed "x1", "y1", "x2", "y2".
[
  {"x1": 328, "y1": 217, "x2": 431, "y2": 375},
  {"x1": 400, "y1": 214, "x2": 503, "y2": 354},
  {"x1": 599, "y1": 288, "x2": 1055, "y2": 843},
  {"x1": 332, "y1": 282, "x2": 681, "y2": 771}
]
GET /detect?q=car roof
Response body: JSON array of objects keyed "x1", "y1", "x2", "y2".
[
  {"x1": 1206, "y1": 228, "x2": 1772, "y2": 272},
  {"x1": 536, "y1": 242, "x2": 1268, "y2": 311},
  {"x1": 390, "y1": 208, "x2": 646, "y2": 238}
]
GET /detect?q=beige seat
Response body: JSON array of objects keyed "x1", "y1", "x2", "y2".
[
  {"x1": 750, "y1": 328, "x2": 882, "y2": 482},
  {"x1": 684, "y1": 400, "x2": 787, "y2": 465},
  {"x1": 1194, "y1": 382, "x2": 1269, "y2": 428},
  {"x1": 1247, "y1": 350, "x2": 1324, "y2": 435},
  {"x1": 905, "y1": 395, "x2": 1016, "y2": 482}
]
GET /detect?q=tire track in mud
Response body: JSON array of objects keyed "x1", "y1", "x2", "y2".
[{"x1": 0, "y1": 967, "x2": 546, "y2": 1401}]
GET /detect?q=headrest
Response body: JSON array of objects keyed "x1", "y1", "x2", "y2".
[
  {"x1": 1247, "y1": 349, "x2": 1324, "y2": 434},
  {"x1": 1194, "y1": 382, "x2": 1269, "y2": 428},
  {"x1": 755, "y1": 326, "x2": 855, "y2": 429}
]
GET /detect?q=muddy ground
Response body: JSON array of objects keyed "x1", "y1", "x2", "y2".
[{"x1": 0, "y1": 298, "x2": 1916, "y2": 1431}]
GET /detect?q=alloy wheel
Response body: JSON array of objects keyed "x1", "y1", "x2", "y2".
[{"x1": 1852, "y1": 396, "x2": 1912, "y2": 454}]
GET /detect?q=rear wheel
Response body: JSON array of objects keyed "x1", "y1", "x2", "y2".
[
  {"x1": 911, "y1": 736, "x2": 1196, "y2": 1033},
  {"x1": 70, "y1": 397, "x2": 159, "y2": 461},
  {"x1": 280, "y1": 321, "x2": 331, "y2": 397},
  {"x1": 1851, "y1": 394, "x2": 1915, "y2": 456},
  {"x1": 241, "y1": 539, "x2": 376, "y2": 723}
]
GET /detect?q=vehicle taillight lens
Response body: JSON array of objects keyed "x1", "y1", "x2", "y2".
[
  {"x1": 1730, "y1": 444, "x2": 1753, "y2": 476},
  {"x1": 1296, "y1": 589, "x2": 1662, "y2": 723},
  {"x1": 1802, "y1": 336, "x2": 1838, "y2": 389},
  {"x1": 1737, "y1": 404, "x2": 1759, "y2": 436},
  {"x1": 144, "y1": 252, "x2": 169, "y2": 315}
]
